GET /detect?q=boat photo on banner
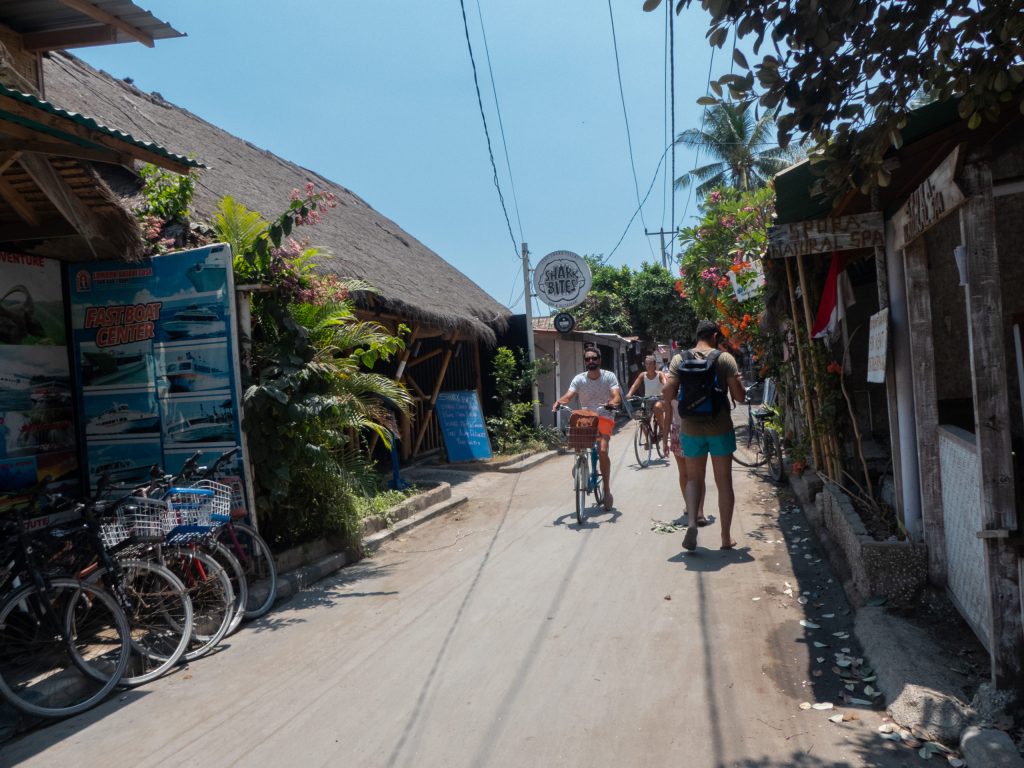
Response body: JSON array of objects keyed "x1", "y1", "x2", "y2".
[
  {"x1": 67, "y1": 244, "x2": 249, "y2": 510},
  {"x1": 0, "y1": 252, "x2": 78, "y2": 504}
]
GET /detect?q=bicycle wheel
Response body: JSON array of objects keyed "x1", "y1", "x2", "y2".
[
  {"x1": 163, "y1": 548, "x2": 234, "y2": 662},
  {"x1": 573, "y1": 455, "x2": 587, "y2": 525},
  {"x1": 651, "y1": 419, "x2": 665, "y2": 459},
  {"x1": 0, "y1": 579, "x2": 130, "y2": 718},
  {"x1": 734, "y1": 424, "x2": 768, "y2": 467},
  {"x1": 634, "y1": 422, "x2": 653, "y2": 468},
  {"x1": 221, "y1": 523, "x2": 277, "y2": 620},
  {"x1": 205, "y1": 540, "x2": 248, "y2": 636},
  {"x1": 763, "y1": 427, "x2": 784, "y2": 482},
  {"x1": 87, "y1": 560, "x2": 193, "y2": 687}
]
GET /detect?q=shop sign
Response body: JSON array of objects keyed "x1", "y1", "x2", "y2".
[
  {"x1": 891, "y1": 146, "x2": 965, "y2": 252},
  {"x1": 768, "y1": 212, "x2": 884, "y2": 259},
  {"x1": 67, "y1": 244, "x2": 249, "y2": 511},
  {"x1": 533, "y1": 250, "x2": 592, "y2": 309},
  {"x1": 553, "y1": 312, "x2": 575, "y2": 333},
  {"x1": 867, "y1": 308, "x2": 889, "y2": 384},
  {"x1": 0, "y1": 252, "x2": 78, "y2": 500}
]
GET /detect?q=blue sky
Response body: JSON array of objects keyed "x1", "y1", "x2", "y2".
[{"x1": 76, "y1": 1, "x2": 744, "y2": 314}]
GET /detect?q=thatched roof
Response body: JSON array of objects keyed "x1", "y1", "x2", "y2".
[{"x1": 41, "y1": 52, "x2": 510, "y2": 343}]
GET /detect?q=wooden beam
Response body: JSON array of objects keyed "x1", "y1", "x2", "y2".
[
  {"x1": 56, "y1": 0, "x2": 154, "y2": 47},
  {"x1": 0, "y1": 219, "x2": 77, "y2": 242},
  {"x1": 960, "y1": 159, "x2": 1022, "y2": 688},
  {"x1": 0, "y1": 91, "x2": 193, "y2": 175},
  {"x1": 21, "y1": 24, "x2": 117, "y2": 52},
  {"x1": 0, "y1": 138, "x2": 128, "y2": 167},
  {"x1": 413, "y1": 330, "x2": 459, "y2": 455},
  {"x1": 17, "y1": 153, "x2": 102, "y2": 246},
  {"x1": 406, "y1": 348, "x2": 443, "y2": 368},
  {"x1": 0, "y1": 177, "x2": 40, "y2": 226},
  {"x1": 784, "y1": 258, "x2": 821, "y2": 470},
  {"x1": 902, "y1": 237, "x2": 947, "y2": 586},
  {"x1": 0, "y1": 150, "x2": 20, "y2": 176}
]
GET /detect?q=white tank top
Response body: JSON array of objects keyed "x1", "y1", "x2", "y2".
[{"x1": 642, "y1": 372, "x2": 662, "y2": 397}]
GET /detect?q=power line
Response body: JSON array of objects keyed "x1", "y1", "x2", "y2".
[
  {"x1": 669, "y1": 0, "x2": 676, "y2": 236},
  {"x1": 660, "y1": 1, "x2": 669, "y2": 231},
  {"x1": 506, "y1": 261, "x2": 522, "y2": 307},
  {"x1": 473, "y1": 0, "x2": 525, "y2": 244},
  {"x1": 607, "y1": 0, "x2": 657, "y2": 263},
  {"x1": 677, "y1": 44, "x2": 716, "y2": 231},
  {"x1": 608, "y1": 142, "x2": 673, "y2": 261},
  {"x1": 457, "y1": 0, "x2": 519, "y2": 258}
]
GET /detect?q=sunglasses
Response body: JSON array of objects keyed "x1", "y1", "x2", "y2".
[{"x1": 584, "y1": 356, "x2": 600, "y2": 362}]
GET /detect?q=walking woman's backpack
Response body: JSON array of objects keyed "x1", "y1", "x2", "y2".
[{"x1": 676, "y1": 349, "x2": 727, "y2": 420}]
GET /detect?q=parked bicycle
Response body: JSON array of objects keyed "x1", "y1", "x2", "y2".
[
  {"x1": 558, "y1": 405, "x2": 618, "y2": 525},
  {"x1": 627, "y1": 395, "x2": 664, "y2": 468},
  {"x1": 732, "y1": 378, "x2": 784, "y2": 482},
  {"x1": 0, "y1": 493, "x2": 132, "y2": 718}
]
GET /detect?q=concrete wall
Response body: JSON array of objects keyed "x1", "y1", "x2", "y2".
[{"x1": 939, "y1": 425, "x2": 991, "y2": 652}]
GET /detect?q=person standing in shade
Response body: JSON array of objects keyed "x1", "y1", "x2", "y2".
[
  {"x1": 662, "y1": 321, "x2": 745, "y2": 550},
  {"x1": 552, "y1": 348, "x2": 622, "y2": 510}
]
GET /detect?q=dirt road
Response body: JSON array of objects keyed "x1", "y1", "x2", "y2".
[{"x1": 4, "y1": 423, "x2": 916, "y2": 767}]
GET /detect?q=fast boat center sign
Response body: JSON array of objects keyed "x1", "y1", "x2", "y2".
[
  {"x1": 533, "y1": 250, "x2": 592, "y2": 309},
  {"x1": 67, "y1": 244, "x2": 249, "y2": 507}
]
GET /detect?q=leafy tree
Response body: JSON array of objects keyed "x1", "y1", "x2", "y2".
[
  {"x1": 643, "y1": 0, "x2": 1024, "y2": 199},
  {"x1": 214, "y1": 188, "x2": 411, "y2": 550},
  {"x1": 674, "y1": 101, "x2": 793, "y2": 196},
  {"x1": 570, "y1": 257, "x2": 697, "y2": 342},
  {"x1": 676, "y1": 185, "x2": 773, "y2": 345}
]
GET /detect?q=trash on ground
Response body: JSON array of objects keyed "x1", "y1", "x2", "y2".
[
  {"x1": 811, "y1": 702, "x2": 834, "y2": 710},
  {"x1": 800, "y1": 620, "x2": 820, "y2": 629}
]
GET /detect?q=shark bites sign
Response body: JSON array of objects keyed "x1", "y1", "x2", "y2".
[{"x1": 533, "y1": 250, "x2": 592, "y2": 309}]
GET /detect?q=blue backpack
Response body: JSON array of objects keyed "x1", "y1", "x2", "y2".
[{"x1": 677, "y1": 349, "x2": 727, "y2": 420}]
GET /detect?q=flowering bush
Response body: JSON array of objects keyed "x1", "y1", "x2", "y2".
[{"x1": 676, "y1": 185, "x2": 774, "y2": 345}]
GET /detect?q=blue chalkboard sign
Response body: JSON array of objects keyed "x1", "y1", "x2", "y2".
[{"x1": 435, "y1": 390, "x2": 493, "y2": 462}]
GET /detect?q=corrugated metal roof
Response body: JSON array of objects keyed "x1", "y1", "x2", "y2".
[
  {"x1": 0, "y1": 1, "x2": 183, "y2": 47},
  {"x1": 774, "y1": 100, "x2": 963, "y2": 224},
  {"x1": 0, "y1": 81, "x2": 203, "y2": 169}
]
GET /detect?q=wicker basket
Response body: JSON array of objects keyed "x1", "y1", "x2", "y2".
[{"x1": 566, "y1": 409, "x2": 600, "y2": 451}]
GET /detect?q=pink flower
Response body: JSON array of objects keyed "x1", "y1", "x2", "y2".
[{"x1": 709, "y1": 190, "x2": 722, "y2": 203}]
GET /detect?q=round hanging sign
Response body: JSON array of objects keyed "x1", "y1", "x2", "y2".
[
  {"x1": 533, "y1": 250, "x2": 592, "y2": 309},
  {"x1": 553, "y1": 312, "x2": 575, "y2": 334}
]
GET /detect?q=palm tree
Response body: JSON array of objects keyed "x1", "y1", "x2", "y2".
[{"x1": 674, "y1": 101, "x2": 794, "y2": 197}]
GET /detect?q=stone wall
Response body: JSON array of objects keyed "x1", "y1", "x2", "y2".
[{"x1": 813, "y1": 482, "x2": 928, "y2": 606}]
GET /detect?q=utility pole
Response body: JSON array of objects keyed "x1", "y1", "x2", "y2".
[
  {"x1": 645, "y1": 227, "x2": 678, "y2": 270},
  {"x1": 521, "y1": 242, "x2": 541, "y2": 427}
]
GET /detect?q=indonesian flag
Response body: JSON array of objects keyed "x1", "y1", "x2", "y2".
[{"x1": 812, "y1": 252, "x2": 855, "y2": 341}]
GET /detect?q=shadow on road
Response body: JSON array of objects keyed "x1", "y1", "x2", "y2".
[
  {"x1": 551, "y1": 507, "x2": 622, "y2": 528},
  {"x1": 668, "y1": 546, "x2": 755, "y2": 571}
]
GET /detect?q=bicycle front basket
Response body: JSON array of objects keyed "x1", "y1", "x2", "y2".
[
  {"x1": 99, "y1": 497, "x2": 172, "y2": 548},
  {"x1": 567, "y1": 409, "x2": 600, "y2": 451}
]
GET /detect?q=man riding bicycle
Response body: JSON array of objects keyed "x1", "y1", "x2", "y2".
[{"x1": 552, "y1": 348, "x2": 622, "y2": 510}]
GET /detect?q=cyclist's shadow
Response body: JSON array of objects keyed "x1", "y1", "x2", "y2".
[{"x1": 553, "y1": 507, "x2": 622, "y2": 528}]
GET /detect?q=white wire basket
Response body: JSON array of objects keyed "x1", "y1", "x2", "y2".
[
  {"x1": 98, "y1": 497, "x2": 173, "y2": 549},
  {"x1": 167, "y1": 480, "x2": 232, "y2": 527}
]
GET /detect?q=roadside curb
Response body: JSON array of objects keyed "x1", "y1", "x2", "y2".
[
  {"x1": 494, "y1": 450, "x2": 559, "y2": 473},
  {"x1": 788, "y1": 473, "x2": 1022, "y2": 764},
  {"x1": 273, "y1": 493, "x2": 470, "y2": 603}
]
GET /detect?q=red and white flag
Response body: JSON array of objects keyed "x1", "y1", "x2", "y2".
[{"x1": 812, "y1": 252, "x2": 855, "y2": 341}]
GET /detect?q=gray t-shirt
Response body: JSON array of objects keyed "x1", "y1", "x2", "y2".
[{"x1": 568, "y1": 369, "x2": 621, "y2": 413}]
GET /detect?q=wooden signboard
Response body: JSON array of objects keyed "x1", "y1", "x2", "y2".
[
  {"x1": 435, "y1": 390, "x2": 492, "y2": 462},
  {"x1": 866, "y1": 308, "x2": 889, "y2": 384},
  {"x1": 891, "y1": 145, "x2": 965, "y2": 252},
  {"x1": 768, "y1": 212, "x2": 884, "y2": 259}
]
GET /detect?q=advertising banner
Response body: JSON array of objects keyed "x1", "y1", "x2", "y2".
[
  {"x1": 0, "y1": 253, "x2": 77, "y2": 501},
  {"x1": 67, "y1": 244, "x2": 248, "y2": 510}
]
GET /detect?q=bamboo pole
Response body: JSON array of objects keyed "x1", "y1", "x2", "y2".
[
  {"x1": 795, "y1": 253, "x2": 840, "y2": 480},
  {"x1": 784, "y1": 259, "x2": 822, "y2": 470}
]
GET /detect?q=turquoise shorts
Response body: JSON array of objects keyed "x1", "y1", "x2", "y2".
[{"x1": 679, "y1": 431, "x2": 737, "y2": 458}]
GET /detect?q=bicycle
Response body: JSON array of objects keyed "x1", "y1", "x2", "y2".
[
  {"x1": 171, "y1": 448, "x2": 277, "y2": 622},
  {"x1": 0, "y1": 496, "x2": 132, "y2": 718},
  {"x1": 558, "y1": 405, "x2": 618, "y2": 525},
  {"x1": 42, "y1": 485, "x2": 195, "y2": 688},
  {"x1": 732, "y1": 378, "x2": 784, "y2": 482},
  {"x1": 627, "y1": 395, "x2": 664, "y2": 468}
]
